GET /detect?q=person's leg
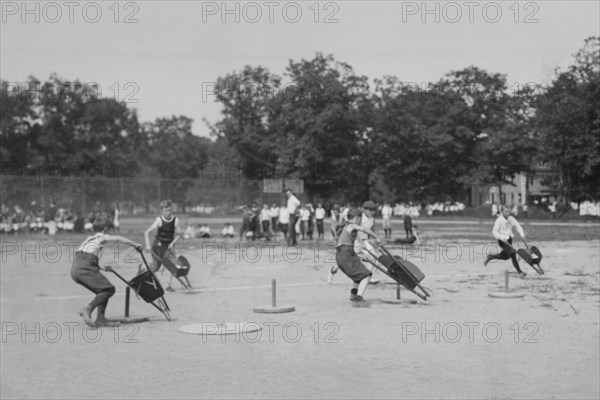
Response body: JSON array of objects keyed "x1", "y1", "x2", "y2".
[
  {"x1": 93, "y1": 286, "x2": 116, "y2": 326},
  {"x1": 288, "y1": 216, "x2": 297, "y2": 245},
  {"x1": 356, "y1": 275, "x2": 371, "y2": 298},
  {"x1": 163, "y1": 273, "x2": 175, "y2": 291},
  {"x1": 350, "y1": 282, "x2": 359, "y2": 300},
  {"x1": 485, "y1": 240, "x2": 515, "y2": 265},
  {"x1": 510, "y1": 252, "x2": 524, "y2": 275},
  {"x1": 150, "y1": 241, "x2": 165, "y2": 273},
  {"x1": 328, "y1": 259, "x2": 339, "y2": 283},
  {"x1": 503, "y1": 239, "x2": 525, "y2": 275}
]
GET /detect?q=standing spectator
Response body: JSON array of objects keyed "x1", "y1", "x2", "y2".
[
  {"x1": 299, "y1": 205, "x2": 310, "y2": 240},
  {"x1": 306, "y1": 203, "x2": 315, "y2": 240},
  {"x1": 112, "y1": 203, "x2": 121, "y2": 232},
  {"x1": 285, "y1": 189, "x2": 301, "y2": 246},
  {"x1": 511, "y1": 204, "x2": 519, "y2": 216},
  {"x1": 381, "y1": 201, "x2": 393, "y2": 239},
  {"x1": 491, "y1": 202, "x2": 499, "y2": 217},
  {"x1": 403, "y1": 212, "x2": 413, "y2": 239},
  {"x1": 329, "y1": 204, "x2": 343, "y2": 239},
  {"x1": 315, "y1": 203, "x2": 326, "y2": 239},
  {"x1": 269, "y1": 202, "x2": 279, "y2": 236},
  {"x1": 260, "y1": 204, "x2": 271, "y2": 234},
  {"x1": 521, "y1": 202, "x2": 528, "y2": 219}
]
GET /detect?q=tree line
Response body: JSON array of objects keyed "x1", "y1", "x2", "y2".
[{"x1": 1, "y1": 37, "x2": 598, "y2": 210}]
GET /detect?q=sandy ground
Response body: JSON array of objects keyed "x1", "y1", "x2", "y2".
[{"x1": 1, "y1": 222, "x2": 599, "y2": 399}]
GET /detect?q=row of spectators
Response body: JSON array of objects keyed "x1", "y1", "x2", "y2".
[
  {"x1": 0, "y1": 201, "x2": 120, "y2": 235},
  {"x1": 389, "y1": 202, "x2": 467, "y2": 218}
]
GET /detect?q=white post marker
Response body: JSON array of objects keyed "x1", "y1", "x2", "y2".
[
  {"x1": 253, "y1": 279, "x2": 295, "y2": 313},
  {"x1": 488, "y1": 270, "x2": 525, "y2": 299}
]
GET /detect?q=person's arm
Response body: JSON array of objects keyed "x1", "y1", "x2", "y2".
[
  {"x1": 144, "y1": 218, "x2": 161, "y2": 250},
  {"x1": 347, "y1": 223, "x2": 381, "y2": 244},
  {"x1": 168, "y1": 217, "x2": 182, "y2": 249},
  {"x1": 511, "y1": 217, "x2": 526, "y2": 240}
]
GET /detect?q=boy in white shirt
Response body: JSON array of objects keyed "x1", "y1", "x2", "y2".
[{"x1": 484, "y1": 205, "x2": 527, "y2": 278}]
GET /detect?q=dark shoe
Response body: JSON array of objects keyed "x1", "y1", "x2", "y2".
[
  {"x1": 351, "y1": 295, "x2": 364, "y2": 302},
  {"x1": 327, "y1": 267, "x2": 338, "y2": 283}
]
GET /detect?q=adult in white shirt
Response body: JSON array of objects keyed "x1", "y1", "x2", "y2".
[
  {"x1": 285, "y1": 189, "x2": 301, "y2": 246},
  {"x1": 484, "y1": 205, "x2": 527, "y2": 277}
]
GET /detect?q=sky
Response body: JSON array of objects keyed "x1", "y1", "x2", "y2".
[{"x1": 2, "y1": 0, "x2": 599, "y2": 137}]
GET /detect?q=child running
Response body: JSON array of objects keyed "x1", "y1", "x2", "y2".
[
  {"x1": 71, "y1": 215, "x2": 142, "y2": 327},
  {"x1": 484, "y1": 205, "x2": 528, "y2": 278},
  {"x1": 334, "y1": 208, "x2": 382, "y2": 302}
]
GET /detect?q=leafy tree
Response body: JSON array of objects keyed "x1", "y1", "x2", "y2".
[
  {"x1": 268, "y1": 53, "x2": 372, "y2": 201},
  {"x1": 535, "y1": 37, "x2": 600, "y2": 202},
  {"x1": 436, "y1": 67, "x2": 537, "y2": 201},
  {"x1": 141, "y1": 116, "x2": 209, "y2": 210}
]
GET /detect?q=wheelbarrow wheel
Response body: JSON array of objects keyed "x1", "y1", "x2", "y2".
[{"x1": 421, "y1": 286, "x2": 434, "y2": 298}]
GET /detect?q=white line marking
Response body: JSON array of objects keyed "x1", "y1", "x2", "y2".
[{"x1": 1, "y1": 281, "x2": 331, "y2": 302}]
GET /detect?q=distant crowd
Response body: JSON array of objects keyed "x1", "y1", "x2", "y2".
[{"x1": 0, "y1": 201, "x2": 120, "y2": 235}]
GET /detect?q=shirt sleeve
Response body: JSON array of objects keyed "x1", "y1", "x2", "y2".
[
  {"x1": 148, "y1": 217, "x2": 162, "y2": 232},
  {"x1": 510, "y1": 217, "x2": 525, "y2": 238},
  {"x1": 345, "y1": 224, "x2": 357, "y2": 234}
]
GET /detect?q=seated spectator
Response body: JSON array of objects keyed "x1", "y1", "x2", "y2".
[
  {"x1": 197, "y1": 223, "x2": 211, "y2": 238},
  {"x1": 183, "y1": 223, "x2": 197, "y2": 240},
  {"x1": 221, "y1": 223, "x2": 235, "y2": 238}
]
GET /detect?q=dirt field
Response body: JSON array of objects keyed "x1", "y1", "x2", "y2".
[{"x1": 1, "y1": 218, "x2": 599, "y2": 399}]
